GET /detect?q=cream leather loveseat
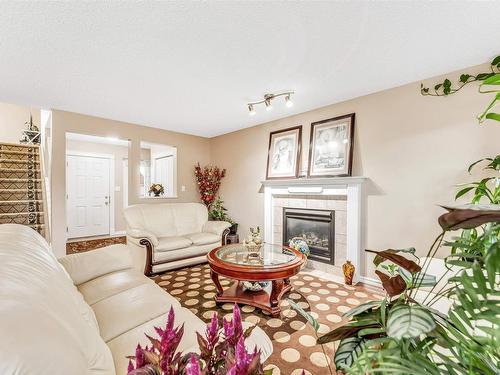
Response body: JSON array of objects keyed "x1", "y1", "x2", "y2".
[
  {"x1": 0, "y1": 224, "x2": 272, "y2": 375},
  {"x1": 124, "y1": 203, "x2": 230, "y2": 275}
]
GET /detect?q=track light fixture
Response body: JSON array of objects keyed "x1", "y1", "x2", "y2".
[
  {"x1": 248, "y1": 104, "x2": 256, "y2": 116},
  {"x1": 247, "y1": 91, "x2": 294, "y2": 115}
]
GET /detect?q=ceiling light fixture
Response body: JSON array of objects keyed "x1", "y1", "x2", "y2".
[
  {"x1": 248, "y1": 104, "x2": 256, "y2": 116},
  {"x1": 247, "y1": 91, "x2": 294, "y2": 115},
  {"x1": 265, "y1": 98, "x2": 273, "y2": 111}
]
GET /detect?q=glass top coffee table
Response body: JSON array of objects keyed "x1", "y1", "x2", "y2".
[{"x1": 207, "y1": 243, "x2": 306, "y2": 317}]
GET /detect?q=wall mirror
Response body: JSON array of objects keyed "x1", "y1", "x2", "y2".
[{"x1": 139, "y1": 141, "x2": 177, "y2": 198}]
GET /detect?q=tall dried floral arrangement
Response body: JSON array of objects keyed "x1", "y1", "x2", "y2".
[{"x1": 194, "y1": 163, "x2": 226, "y2": 208}]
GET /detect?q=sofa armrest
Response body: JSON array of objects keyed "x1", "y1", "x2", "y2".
[
  {"x1": 127, "y1": 228, "x2": 159, "y2": 246},
  {"x1": 59, "y1": 244, "x2": 133, "y2": 285},
  {"x1": 203, "y1": 221, "x2": 231, "y2": 236}
]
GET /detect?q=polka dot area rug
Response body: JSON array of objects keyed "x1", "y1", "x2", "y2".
[{"x1": 153, "y1": 263, "x2": 384, "y2": 375}]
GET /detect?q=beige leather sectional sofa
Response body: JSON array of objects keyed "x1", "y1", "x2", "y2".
[
  {"x1": 0, "y1": 224, "x2": 272, "y2": 375},
  {"x1": 124, "y1": 203, "x2": 230, "y2": 275}
]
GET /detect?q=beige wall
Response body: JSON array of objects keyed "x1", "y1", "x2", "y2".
[
  {"x1": 66, "y1": 139, "x2": 129, "y2": 234},
  {"x1": 51, "y1": 110, "x2": 211, "y2": 257},
  {"x1": 0, "y1": 102, "x2": 40, "y2": 144},
  {"x1": 211, "y1": 63, "x2": 500, "y2": 278}
]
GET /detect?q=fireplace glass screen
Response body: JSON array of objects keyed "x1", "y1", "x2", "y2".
[{"x1": 283, "y1": 208, "x2": 335, "y2": 264}]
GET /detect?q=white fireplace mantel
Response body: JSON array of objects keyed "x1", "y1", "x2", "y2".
[
  {"x1": 261, "y1": 176, "x2": 366, "y2": 188},
  {"x1": 262, "y1": 176, "x2": 367, "y2": 282}
]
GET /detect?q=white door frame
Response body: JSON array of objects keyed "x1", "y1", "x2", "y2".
[{"x1": 66, "y1": 150, "x2": 116, "y2": 239}]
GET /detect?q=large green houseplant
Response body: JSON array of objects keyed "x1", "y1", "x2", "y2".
[
  {"x1": 291, "y1": 204, "x2": 500, "y2": 374},
  {"x1": 289, "y1": 55, "x2": 500, "y2": 374}
]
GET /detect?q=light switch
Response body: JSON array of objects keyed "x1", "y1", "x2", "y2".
[
  {"x1": 181, "y1": 185, "x2": 186, "y2": 192},
  {"x1": 115, "y1": 186, "x2": 121, "y2": 192}
]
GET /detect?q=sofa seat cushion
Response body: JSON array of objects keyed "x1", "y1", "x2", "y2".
[
  {"x1": 78, "y1": 269, "x2": 154, "y2": 306},
  {"x1": 156, "y1": 236, "x2": 193, "y2": 252},
  {"x1": 154, "y1": 244, "x2": 213, "y2": 263},
  {"x1": 92, "y1": 283, "x2": 181, "y2": 342},
  {"x1": 185, "y1": 232, "x2": 220, "y2": 246}
]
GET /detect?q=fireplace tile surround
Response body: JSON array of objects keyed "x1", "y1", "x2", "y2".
[{"x1": 262, "y1": 177, "x2": 366, "y2": 282}]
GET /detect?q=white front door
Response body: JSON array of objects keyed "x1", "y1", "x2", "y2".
[{"x1": 67, "y1": 155, "x2": 110, "y2": 238}]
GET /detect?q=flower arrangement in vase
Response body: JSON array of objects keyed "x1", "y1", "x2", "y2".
[
  {"x1": 148, "y1": 183, "x2": 164, "y2": 197},
  {"x1": 194, "y1": 163, "x2": 226, "y2": 207},
  {"x1": 288, "y1": 236, "x2": 310, "y2": 258},
  {"x1": 127, "y1": 304, "x2": 270, "y2": 375}
]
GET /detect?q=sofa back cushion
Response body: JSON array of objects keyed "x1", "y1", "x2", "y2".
[
  {"x1": 0, "y1": 224, "x2": 115, "y2": 375},
  {"x1": 124, "y1": 203, "x2": 208, "y2": 237}
]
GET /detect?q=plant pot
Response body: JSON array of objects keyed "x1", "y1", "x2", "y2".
[
  {"x1": 229, "y1": 223, "x2": 238, "y2": 234},
  {"x1": 154, "y1": 192, "x2": 161, "y2": 197}
]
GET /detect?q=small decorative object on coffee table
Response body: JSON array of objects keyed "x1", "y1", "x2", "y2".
[
  {"x1": 148, "y1": 183, "x2": 164, "y2": 197},
  {"x1": 207, "y1": 243, "x2": 306, "y2": 317},
  {"x1": 288, "y1": 236, "x2": 310, "y2": 258},
  {"x1": 342, "y1": 259, "x2": 355, "y2": 285}
]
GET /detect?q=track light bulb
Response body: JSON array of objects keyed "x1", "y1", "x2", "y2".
[
  {"x1": 248, "y1": 104, "x2": 256, "y2": 116},
  {"x1": 265, "y1": 99, "x2": 273, "y2": 111},
  {"x1": 285, "y1": 95, "x2": 293, "y2": 108}
]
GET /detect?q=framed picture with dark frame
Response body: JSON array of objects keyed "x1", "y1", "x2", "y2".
[
  {"x1": 307, "y1": 113, "x2": 355, "y2": 177},
  {"x1": 266, "y1": 125, "x2": 302, "y2": 180}
]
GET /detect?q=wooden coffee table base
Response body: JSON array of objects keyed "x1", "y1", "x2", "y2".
[{"x1": 211, "y1": 270, "x2": 292, "y2": 317}]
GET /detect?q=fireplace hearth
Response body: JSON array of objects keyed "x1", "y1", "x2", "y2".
[{"x1": 283, "y1": 208, "x2": 335, "y2": 264}]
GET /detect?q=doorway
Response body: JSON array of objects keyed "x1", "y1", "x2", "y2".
[
  {"x1": 65, "y1": 132, "x2": 130, "y2": 241},
  {"x1": 66, "y1": 153, "x2": 112, "y2": 238}
]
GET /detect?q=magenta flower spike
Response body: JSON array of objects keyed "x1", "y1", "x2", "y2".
[
  {"x1": 127, "y1": 359, "x2": 135, "y2": 374},
  {"x1": 135, "y1": 344, "x2": 145, "y2": 368},
  {"x1": 185, "y1": 355, "x2": 202, "y2": 375},
  {"x1": 128, "y1": 299, "x2": 265, "y2": 374},
  {"x1": 224, "y1": 304, "x2": 244, "y2": 346},
  {"x1": 206, "y1": 311, "x2": 219, "y2": 346}
]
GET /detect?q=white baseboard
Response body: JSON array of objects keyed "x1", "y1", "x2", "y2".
[{"x1": 358, "y1": 276, "x2": 382, "y2": 288}]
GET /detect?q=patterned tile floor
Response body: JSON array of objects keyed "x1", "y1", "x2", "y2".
[{"x1": 153, "y1": 263, "x2": 384, "y2": 375}]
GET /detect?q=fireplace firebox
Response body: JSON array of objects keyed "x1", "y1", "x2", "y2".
[{"x1": 283, "y1": 208, "x2": 335, "y2": 264}]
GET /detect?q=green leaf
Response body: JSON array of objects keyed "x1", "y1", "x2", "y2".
[
  {"x1": 443, "y1": 79, "x2": 451, "y2": 88},
  {"x1": 459, "y1": 74, "x2": 470, "y2": 83},
  {"x1": 467, "y1": 157, "x2": 493, "y2": 173},
  {"x1": 434, "y1": 83, "x2": 442, "y2": 90},
  {"x1": 357, "y1": 327, "x2": 386, "y2": 337},
  {"x1": 411, "y1": 271, "x2": 437, "y2": 288},
  {"x1": 317, "y1": 322, "x2": 378, "y2": 344},
  {"x1": 343, "y1": 300, "x2": 382, "y2": 318},
  {"x1": 492, "y1": 55, "x2": 500, "y2": 66},
  {"x1": 386, "y1": 304, "x2": 436, "y2": 339},
  {"x1": 485, "y1": 112, "x2": 500, "y2": 122},
  {"x1": 380, "y1": 297, "x2": 387, "y2": 327},
  {"x1": 482, "y1": 73, "x2": 500, "y2": 85},
  {"x1": 287, "y1": 299, "x2": 320, "y2": 332},
  {"x1": 476, "y1": 72, "x2": 495, "y2": 80},
  {"x1": 334, "y1": 337, "x2": 365, "y2": 370},
  {"x1": 455, "y1": 186, "x2": 475, "y2": 200}
]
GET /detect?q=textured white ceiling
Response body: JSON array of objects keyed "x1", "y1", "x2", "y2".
[{"x1": 0, "y1": 1, "x2": 498, "y2": 137}]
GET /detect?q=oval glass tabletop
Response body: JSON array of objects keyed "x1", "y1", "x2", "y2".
[{"x1": 214, "y1": 243, "x2": 298, "y2": 267}]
